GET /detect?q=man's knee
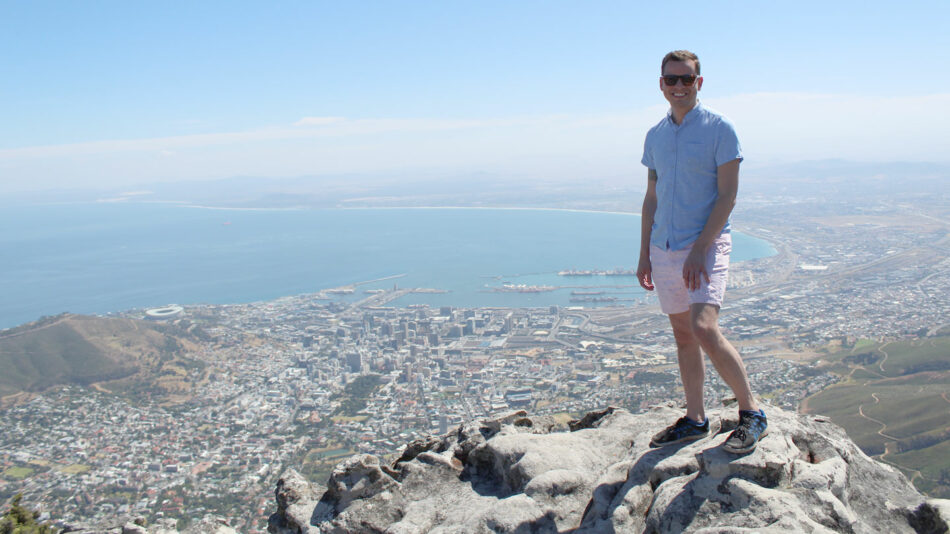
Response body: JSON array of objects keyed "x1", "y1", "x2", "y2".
[
  {"x1": 669, "y1": 313, "x2": 697, "y2": 348},
  {"x1": 691, "y1": 323, "x2": 720, "y2": 348},
  {"x1": 689, "y1": 306, "x2": 722, "y2": 347},
  {"x1": 673, "y1": 333, "x2": 699, "y2": 353}
]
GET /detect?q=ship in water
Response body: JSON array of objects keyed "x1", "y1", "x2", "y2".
[
  {"x1": 326, "y1": 287, "x2": 356, "y2": 295},
  {"x1": 558, "y1": 268, "x2": 636, "y2": 276},
  {"x1": 491, "y1": 283, "x2": 556, "y2": 293},
  {"x1": 569, "y1": 295, "x2": 634, "y2": 303}
]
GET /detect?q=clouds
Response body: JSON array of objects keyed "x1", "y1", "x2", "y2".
[
  {"x1": 2, "y1": 92, "x2": 948, "y2": 193},
  {"x1": 294, "y1": 117, "x2": 346, "y2": 127},
  {"x1": 706, "y1": 93, "x2": 950, "y2": 164}
]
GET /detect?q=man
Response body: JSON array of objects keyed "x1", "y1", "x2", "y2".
[{"x1": 637, "y1": 50, "x2": 767, "y2": 454}]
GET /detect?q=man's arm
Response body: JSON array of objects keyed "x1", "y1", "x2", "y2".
[
  {"x1": 637, "y1": 168, "x2": 658, "y2": 291},
  {"x1": 682, "y1": 158, "x2": 740, "y2": 291}
]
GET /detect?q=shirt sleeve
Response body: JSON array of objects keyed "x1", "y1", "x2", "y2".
[
  {"x1": 715, "y1": 119, "x2": 743, "y2": 166},
  {"x1": 641, "y1": 130, "x2": 655, "y2": 169}
]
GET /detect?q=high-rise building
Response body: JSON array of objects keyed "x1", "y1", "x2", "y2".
[
  {"x1": 438, "y1": 415, "x2": 448, "y2": 435},
  {"x1": 345, "y1": 352, "x2": 362, "y2": 373}
]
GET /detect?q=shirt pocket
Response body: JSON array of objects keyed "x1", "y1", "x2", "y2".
[{"x1": 685, "y1": 143, "x2": 711, "y2": 173}]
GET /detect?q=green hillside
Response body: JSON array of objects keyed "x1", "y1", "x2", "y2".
[
  {"x1": 803, "y1": 336, "x2": 950, "y2": 498},
  {"x1": 0, "y1": 314, "x2": 202, "y2": 403},
  {"x1": 0, "y1": 318, "x2": 134, "y2": 396}
]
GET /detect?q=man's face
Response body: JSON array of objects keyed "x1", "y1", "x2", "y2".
[{"x1": 660, "y1": 59, "x2": 702, "y2": 111}]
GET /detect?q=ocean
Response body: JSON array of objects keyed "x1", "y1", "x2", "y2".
[{"x1": 0, "y1": 203, "x2": 776, "y2": 329}]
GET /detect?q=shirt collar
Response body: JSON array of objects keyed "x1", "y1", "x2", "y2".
[{"x1": 666, "y1": 100, "x2": 704, "y2": 126}]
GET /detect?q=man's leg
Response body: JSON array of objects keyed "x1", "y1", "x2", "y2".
[
  {"x1": 669, "y1": 311, "x2": 706, "y2": 422},
  {"x1": 689, "y1": 303, "x2": 758, "y2": 412}
]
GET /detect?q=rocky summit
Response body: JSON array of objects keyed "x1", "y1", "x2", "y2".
[{"x1": 268, "y1": 403, "x2": 950, "y2": 534}]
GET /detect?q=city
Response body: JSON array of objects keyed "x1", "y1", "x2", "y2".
[{"x1": 1, "y1": 191, "x2": 948, "y2": 531}]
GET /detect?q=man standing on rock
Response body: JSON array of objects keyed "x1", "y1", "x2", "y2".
[{"x1": 637, "y1": 50, "x2": 768, "y2": 454}]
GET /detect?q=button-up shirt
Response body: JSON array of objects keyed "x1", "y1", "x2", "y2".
[{"x1": 641, "y1": 101, "x2": 743, "y2": 251}]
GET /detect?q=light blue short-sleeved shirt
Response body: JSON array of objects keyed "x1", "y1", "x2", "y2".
[{"x1": 641, "y1": 101, "x2": 743, "y2": 251}]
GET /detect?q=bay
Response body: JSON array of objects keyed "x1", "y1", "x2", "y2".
[{"x1": 0, "y1": 203, "x2": 775, "y2": 329}]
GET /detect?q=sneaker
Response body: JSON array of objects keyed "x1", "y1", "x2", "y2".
[
  {"x1": 723, "y1": 409, "x2": 769, "y2": 454},
  {"x1": 649, "y1": 416, "x2": 709, "y2": 447}
]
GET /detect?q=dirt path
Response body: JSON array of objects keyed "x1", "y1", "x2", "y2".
[
  {"x1": 877, "y1": 454, "x2": 927, "y2": 486},
  {"x1": 0, "y1": 391, "x2": 35, "y2": 409},
  {"x1": 878, "y1": 341, "x2": 893, "y2": 374},
  {"x1": 857, "y1": 392, "x2": 901, "y2": 441},
  {"x1": 880, "y1": 441, "x2": 897, "y2": 463},
  {"x1": 799, "y1": 395, "x2": 811, "y2": 414},
  {"x1": 847, "y1": 364, "x2": 885, "y2": 380},
  {"x1": 91, "y1": 384, "x2": 113, "y2": 394},
  {"x1": 0, "y1": 315, "x2": 70, "y2": 341}
]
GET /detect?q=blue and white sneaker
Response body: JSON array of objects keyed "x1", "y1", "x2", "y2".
[
  {"x1": 650, "y1": 416, "x2": 709, "y2": 447},
  {"x1": 723, "y1": 409, "x2": 768, "y2": 454}
]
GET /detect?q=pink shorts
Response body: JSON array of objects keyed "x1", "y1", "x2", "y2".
[{"x1": 649, "y1": 233, "x2": 731, "y2": 315}]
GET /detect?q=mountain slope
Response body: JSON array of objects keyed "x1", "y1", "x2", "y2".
[
  {"x1": 803, "y1": 336, "x2": 950, "y2": 498},
  {"x1": 0, "y1": 313, "x2": 198, "y2": 403}
]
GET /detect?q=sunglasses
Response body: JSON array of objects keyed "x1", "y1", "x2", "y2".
[{"x1": 662, "y1": 74, "x2": 698, "y2": 87}]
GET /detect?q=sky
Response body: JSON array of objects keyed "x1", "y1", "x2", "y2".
[{"x1": 2, "y1": 1, "x2": 949, "y2": 194}]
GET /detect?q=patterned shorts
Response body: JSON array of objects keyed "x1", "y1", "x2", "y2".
[{"x1": 650, "y1": 233, "x2": 731, "y2": 315}]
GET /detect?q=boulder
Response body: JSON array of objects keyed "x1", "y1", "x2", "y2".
[{"x1": 274, "y1": 404, "x2": 950, "y2": 533}]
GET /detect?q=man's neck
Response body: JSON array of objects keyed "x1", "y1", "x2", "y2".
[{"x1": 671, "y1": 101, "x2": 698, "y2": 125}]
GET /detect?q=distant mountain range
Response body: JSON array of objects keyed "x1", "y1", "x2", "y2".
[{"x1": 9, "y1": 159, "x2": 946, "y2": 211}]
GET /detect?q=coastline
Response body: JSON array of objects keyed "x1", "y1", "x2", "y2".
[
  {"x1": 158, "y1": 203, "x2": 779, "y2": 254},
  {"x1": 331, "y1": 205, "x2": 640, "y2": 217},
  {"x1": 0, "y1": 203, "x2": 777, "y2": 329}
]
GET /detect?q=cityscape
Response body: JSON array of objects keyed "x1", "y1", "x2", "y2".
[
  {"x1": 1, "y1": 188, "x2": 948, "y2": 531},
  {"x1": 4, "y1": 3, "x2": 950, "y2": 532}
]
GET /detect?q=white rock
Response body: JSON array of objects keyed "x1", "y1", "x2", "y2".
[{"x1": 275, "y1": 405, "x2": 944, "y2": 534}]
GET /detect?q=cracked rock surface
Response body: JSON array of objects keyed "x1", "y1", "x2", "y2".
[{"x1": 268, "y1": 404, "x2": 950, "y2": 534}]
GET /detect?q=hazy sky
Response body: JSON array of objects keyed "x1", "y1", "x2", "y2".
[{"x1": 2, "y1": 1, "x2": 949, "y2": 193}]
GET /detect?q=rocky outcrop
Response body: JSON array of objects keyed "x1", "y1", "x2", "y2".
[
  {"x1": 269, "y1": 403, "x2": 950, "y2": 534},
  {"x1": 61, "y1": 515, "x2": 237, "y2": 534}
]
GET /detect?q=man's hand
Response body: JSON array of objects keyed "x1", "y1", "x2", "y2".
[
  {"x1": 682, "y1": 245, "x2": 709, "y2": 291},
  {"x1": 637, "y1": 255, "x2": 655, "y2": 291}
]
